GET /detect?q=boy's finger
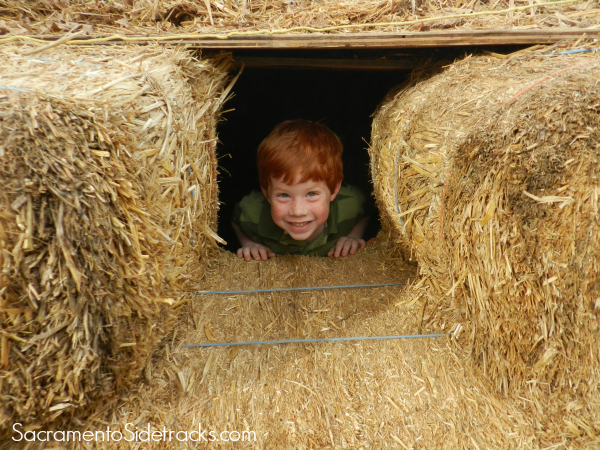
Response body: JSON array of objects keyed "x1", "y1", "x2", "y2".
[
  {"x1": 258, "y1": 247, "x2": 268, "y2": 260},
  {"x1": 243, "y1": 248, "x2": 252, "y2": 262},
  {"x1": 333, "y1": 241, "x2": 344, "y2": 258},
  {"x1": 237, "y1": 248, "x2": 243, "y2": 258},
  {"x1": 343, "y1": 240, "x2": 353, "y2": 257},
  {"x1": 251, "y1": 247, "x2": 261, "y2": 261},
  {"x1": 340, "y1": 238, "x2": 353, "y2": 257},
  {"x1": 349, "y1": 240, "x2": 359, "y2": 255}
]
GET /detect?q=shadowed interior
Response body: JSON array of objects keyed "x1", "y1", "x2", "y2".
[{"x1": 214, "y1": 64, "x2": 411, "y2": 251}]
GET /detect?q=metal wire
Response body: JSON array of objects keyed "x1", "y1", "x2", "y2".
[
  {"x1": 23, "y1": 57, "x2": 103, "y2": 66},
  {"x1": 547, "y1": 48, "x2": 599, "y2": 56},
  {"x1": 195, "y1": 282, "x2": 405, "y2": 296},
  {"x1": 0, "y1": 85, "x2": 29, "y2": 92},
  {"x1": 178, "y1": 333, "x2": 448, "y2": 348}
]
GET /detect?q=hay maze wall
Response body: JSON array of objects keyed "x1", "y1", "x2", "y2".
[
  {"x1": 0, "y1": 43, "x2": 233, "y2": 434},
  {"x1": 370, "y1": 45, "x2": 600, "y2": 443},
  {"x1": 0, "y1": 34, "x2": 599, "y2": 448},
  {"x1": 4, "y1": 0, "x2": 598, "y2": 37}
]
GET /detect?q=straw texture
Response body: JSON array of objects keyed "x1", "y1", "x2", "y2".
[
  {"x1": 76, "y1": 246, "x2": 530, "y2": 449},
  {"x1": 60, "y1": 243, "x2": 599, "y2": 449},
  {"x1": 0, "y1": 43, "x2": 232, "y2": 434},
  {"x1": 1, "y1": 0, "x2": 598, "y2": 37},
  {"x1": 370, "y1": 42, "x2": 600, "y2": 443}
]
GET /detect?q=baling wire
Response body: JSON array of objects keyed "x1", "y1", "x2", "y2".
[
  {"x1": 545, "y1": 48, "x2": 600, "y2": 56},
  {"x1": 177, "y1": 334, "x2": 448, "y2": 348},
  {"x1": 195, "y1": 282, "x2": 405, "y2": 296}
]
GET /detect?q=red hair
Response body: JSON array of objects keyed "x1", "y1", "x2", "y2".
[{"x1": 257, "y1": 120, "x2": 343, "y2": 193}]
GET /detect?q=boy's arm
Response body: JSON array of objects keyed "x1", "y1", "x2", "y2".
[
  {"x1": 232, "y1": 222, "x2": 276, "y2": 262},
  {"x1": 327, "y1": 217, "x2": 369, "y2": 258}
]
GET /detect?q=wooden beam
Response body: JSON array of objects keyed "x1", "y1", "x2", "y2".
[
  {"x1": 25, "y1": 28, "x2": 600, "y2": 49},
  {"x1": 233, "y1": 57, "x2": 418, "y2": 70},
  {"x1": 184, "y1": 29, "x2": 600, "y2": 49}
]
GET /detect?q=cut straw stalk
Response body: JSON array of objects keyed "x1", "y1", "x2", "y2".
[{"x1": 20, "y1": 28, "x2": 85, "y2": 55}]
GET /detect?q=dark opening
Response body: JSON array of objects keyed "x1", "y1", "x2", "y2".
[
  {"x1": 212, "y1": 46, "x2": 527, "y2": 252},
  {"x1": 214, "y1": 54, "x2": 413, "y2": 252}
]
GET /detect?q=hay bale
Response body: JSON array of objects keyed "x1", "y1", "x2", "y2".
[
  {"x1": 0, "y1": 43, "x2": 232, "y2": 432},
  {"x1": 370, "y1": 45, "x2": 600, "y2": 429},
  {"x1": 2, "y1": 0, "x2": 597, "y2": 37},
  {"x1": 82, "y1": 248, "x2": 553, "y2": 449}
]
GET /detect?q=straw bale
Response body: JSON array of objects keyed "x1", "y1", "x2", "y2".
[
  {"x1": 1, "y1": 0, "x2": 598, "y2": 37},
  {"x1": 0, "y1": 43, "x2": 232, "y2": 433},
  {"x1": 74, "y1": 246, "x2": 546, "y2": 449},
  {"x1": 66, "y1": 244, "x2": 600, "y2": 449},
  {"x1": 370, "y1": 43, "x2": 600, "y2": 441}
]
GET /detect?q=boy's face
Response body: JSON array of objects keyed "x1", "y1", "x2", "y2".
[{"x1": 262, "y1": 177, "x2": 341, "y2": 242}]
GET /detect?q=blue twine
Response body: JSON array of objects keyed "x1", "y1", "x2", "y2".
[
  {"x1": 195, "y1": 282, "x2": 405, "y2": 296},
  {"x1": 532, "y1": 48, "x2": 600, "y2": 57},
  {"x1": 23, "y1": 57, "x2": 103, "y2": 66},
  {"x1": 0, "y1": 85, "x2": 29, "y2": 93},
  {"x1": 177, "y1": 333, "x2": 448, "y2": 348},
  {"x1": 548, "y1": 48, "x2": 599, "y2": 56}
]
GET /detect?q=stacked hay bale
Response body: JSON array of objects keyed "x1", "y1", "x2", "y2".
[
  {"x1": 370, "y1": 47, "x2": 600, "y2": 431},
  {"x1": 2, "y1": 0, "x2": 597, "y2": 37},
  {"x1": 0, "y1": 43, "x2": 232, "y2": 433}
]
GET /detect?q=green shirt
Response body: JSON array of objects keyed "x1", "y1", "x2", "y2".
[{"x1": 232, "y1": 184, "x2": 372, "y2": 256}]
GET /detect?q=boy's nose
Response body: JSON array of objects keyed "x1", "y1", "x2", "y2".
[{"x1": 290, "y1": 199, "x2": 308, "y2": 216}]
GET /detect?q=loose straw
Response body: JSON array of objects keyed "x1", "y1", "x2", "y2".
[
  {"x1": 394, "y1": 139, "x2": 406, "y2": 230},
  {"x1": 439, "y1": 183, "x2": 447, "y2": 241},
  {"x1": 503, "y1": 59, "x2": 600, "y2": 104},
  {"x1": 21, "y1": 28, "x2": 85, "y2": 55},
  {"x1": 0, "y1": 0, "x2": 585, "y2": 47},
  {"x1": 394, "y1": 122, "x2": 411, "y2": 230}
]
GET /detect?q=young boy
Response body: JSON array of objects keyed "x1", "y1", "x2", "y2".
[{"x1": 232, "y1": 120, "x2": 372, "y2": 261}]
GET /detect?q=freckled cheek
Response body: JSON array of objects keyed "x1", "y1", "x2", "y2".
[
  {"x1": 270, "y1": 204, "x2": 289, "y2": 223},
  {"x1": 311, "y1": 203, "x2": 330, "y2": 222}
]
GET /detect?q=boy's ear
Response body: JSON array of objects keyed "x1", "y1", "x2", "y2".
[{"x1": 329, "y1": 181, "x2": 342, "y2": 201}]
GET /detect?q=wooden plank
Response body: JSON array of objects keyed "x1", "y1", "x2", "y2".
[
  {"x1": 233, "y1": 57, "x2": 419, "y2": 70},
  {"x1": 26, "y1": 28, "x2": 600, "y2": 49},
  {"x1": 184, "y1": 29, "x2": 600, "y2": 49}
]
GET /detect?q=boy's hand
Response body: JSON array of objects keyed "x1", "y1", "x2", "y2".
[
  {"x1": 237, "y1": 243, "x2": 276, "y2": 262},
  {"x1": 328, "y1": 236, "x2": 366, "y2": 258}
]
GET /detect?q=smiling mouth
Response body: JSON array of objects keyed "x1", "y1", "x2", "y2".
[{"x1": 289, "y1": 221, "x2": 312, "y2": 227}]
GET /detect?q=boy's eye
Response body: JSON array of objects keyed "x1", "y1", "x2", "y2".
[
  {"x1": 307, "y1": 191, "x2": 318, "y2": 197},
  {"x1": 278, "y1": 193, "x2": 290, "y2": 198}
]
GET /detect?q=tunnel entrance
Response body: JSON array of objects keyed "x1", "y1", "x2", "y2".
[
  {"x1": 210, "y1": 45, "x2": 527, "y2": 253},
  {"x1": 212, "y1": 50, "x2": 417, "y2": 252}
]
